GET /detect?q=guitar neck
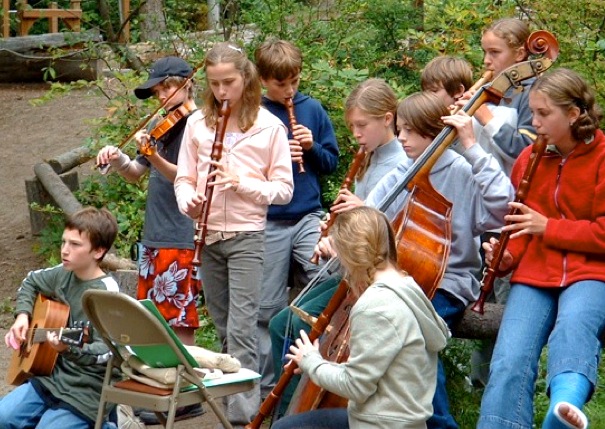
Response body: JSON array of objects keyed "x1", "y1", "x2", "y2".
[{"x1": 30, "y1": 327, "x2": 87, "y2": 347}]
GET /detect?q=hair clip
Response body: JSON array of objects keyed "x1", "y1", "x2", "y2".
[{"x1": 228, "y1": 45, "x2": 243, "y2": 53}]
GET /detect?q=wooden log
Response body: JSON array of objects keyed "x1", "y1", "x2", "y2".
[
  {"x1": 47, "y1": 145, "x2": 92, "y2": 174},
  {"x1": 30, "y1": 162, "x2": 136, "y2": 272},
  {"x1": 33, "y1": 162, "x2": 82, "y2": 215},
  {"x1": 0, "y1": 30, "x2": 100, "y2": 52},
  {"x1": 452, "y1": 301, "x2": 605, "y2": 343},
  {"x1": 452, "y1": 303, "x2": 503, "y2": 340},
  {"x1": 26, "y1": 169, "x2": 79, "y2": 235},
  {"x1": 0, "y1": 31, "x2": 101, "y2": 82}
]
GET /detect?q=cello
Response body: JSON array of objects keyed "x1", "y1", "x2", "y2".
[{"x1": 247, "y1": 31, "x2": 559, "y2": 427}]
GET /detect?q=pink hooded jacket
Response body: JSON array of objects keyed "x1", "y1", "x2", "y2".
[{"x1": 175, "y1": 107, "x2": 294, "y2": 232}]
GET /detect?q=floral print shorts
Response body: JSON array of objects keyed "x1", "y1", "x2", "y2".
[{"x1": 137, "y1": 246, "x2": 201, "y2": 328}]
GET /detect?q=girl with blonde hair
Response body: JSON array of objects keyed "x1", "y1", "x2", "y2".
[
  {"x1": 273, "y1": 206, "x2": 449, "y2": 429},
  {"x1": 174, "y1": 41, "x2": 294, "y2": 427}
]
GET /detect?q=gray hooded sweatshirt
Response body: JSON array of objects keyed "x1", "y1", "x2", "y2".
[
  {"x1": 299, "y1": 276, "x2": 449, "y2": 429},
  {"x1": 365, "y1": 144, "x2": 514, "y2": 305}
]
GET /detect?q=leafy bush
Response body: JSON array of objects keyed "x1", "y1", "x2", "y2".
[{"x1": 32, "y1": 0, "x2": 605, "y2": 424}]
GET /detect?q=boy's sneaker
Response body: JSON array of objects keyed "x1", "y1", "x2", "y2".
[{"x1": 138, "y1": 404, "x2": 205, "y2": 425}]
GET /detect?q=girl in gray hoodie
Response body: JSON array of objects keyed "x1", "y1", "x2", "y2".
[{"x1": 272, "y1": 206, "x2": 450, "y2": 429}]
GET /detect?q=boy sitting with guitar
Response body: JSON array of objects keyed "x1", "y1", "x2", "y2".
[{"x1": 1, "y1": 207, "x2": 120, "y2": 428}]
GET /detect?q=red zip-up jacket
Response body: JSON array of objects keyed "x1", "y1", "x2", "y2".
[{"x1": 506, "y1": 129, "x2": 605, "y2": 288}]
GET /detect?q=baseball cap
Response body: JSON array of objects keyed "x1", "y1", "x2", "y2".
[{"x1": 134, "y1": 56, "x2": 193, "y2": 99}]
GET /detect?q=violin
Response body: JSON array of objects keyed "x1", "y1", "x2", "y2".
[{"x1": 139, "y1": 100, "x2": 197, "y2": 156}]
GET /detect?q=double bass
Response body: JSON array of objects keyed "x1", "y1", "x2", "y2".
[{"x1": 247, "y1": 31, "x2": 559, "y2": 427}]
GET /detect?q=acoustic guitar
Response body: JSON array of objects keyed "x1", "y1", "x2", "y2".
[{"x1": 6, "y1": 294, "x2": 89, "y2": 386}]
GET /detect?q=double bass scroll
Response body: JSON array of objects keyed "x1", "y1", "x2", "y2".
[
  {"x1": 191, "y1": 100, "x2": 231, "y2": 274},
  {"x1": 471, "y1": 135, "x2": 547, "y2": 314}
]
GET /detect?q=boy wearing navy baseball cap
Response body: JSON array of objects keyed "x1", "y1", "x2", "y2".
[
  {"x1": 134, "y1": 56, "x2": 193, "y2": 99},
  {"x1": 95, "y1": 57, "x2": 203, "y2": 423}
]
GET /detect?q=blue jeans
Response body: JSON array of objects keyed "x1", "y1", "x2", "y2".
[
  {"x1": 478, "y1": 281, "x2": 605, "y2": 429},
  {"x1": 0, "y1": 382, "x2": 115, "y2": 428},
  {"x1": 202, "y1": 231, "x2": 265, "y2": 426},
  {"x1": 271, "y1": 408, "x2": 349, "y2": 429},
  {"x1": 427, "y1": 290, "x2": 465, "y2": 429}
]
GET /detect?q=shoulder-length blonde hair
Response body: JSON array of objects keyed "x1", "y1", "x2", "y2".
[
  {"x1": 331, "y1": 206, "x2": 398, "y2": 297},
  {"x1": 484, "y1": 18, "x2": 530, "y2": 60},
  {"x1": 202, "y1": 42, "x2": 261, "y2": 132},
  {"x1": 344, "y1": 78, "x2": 398, "y2": 181}
]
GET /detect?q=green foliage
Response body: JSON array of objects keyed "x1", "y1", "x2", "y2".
[
  {"x1": 0, "y1": 298, "x2": 15, "y2": 316},
  {"x1": 518, "y1": 0, "x2": 605, "y2": 107},
  {"x1": 441, "y1": 339, "x2": 482, "y2": 426},
  {"x1": 30, "y1": 203, "x2": 66, "y2": 263},
  {"x1": 31, "y1": 1, "x2": 605, "y2": 423},
  {"x1": 76, "y1": 174, "x2": 147, "y2": 258},
  {"x1": 195, "y1": 306, "x2": 221, "y2": 352},
  {"x1": 443, "y1": 338, "x2": 605, "y2": 426}
]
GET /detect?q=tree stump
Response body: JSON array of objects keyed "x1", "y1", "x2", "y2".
[{"x1": 452, "y1": 303, "x2": 503, "y2": 340}]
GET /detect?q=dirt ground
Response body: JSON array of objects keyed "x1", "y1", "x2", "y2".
[{"x1": 0, "y1": 83, "x2": 233, "y2": 428}]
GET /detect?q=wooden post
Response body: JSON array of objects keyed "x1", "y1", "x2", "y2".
[
  {"x1": 49, "y1": 2, "x2": 59, "y2": 33},
  {"x1": 17, "y1": 0, "x2": 82, "y2": 35},
  {"x1": 112, "y1": 270, "x2": 139, "y2": 298},
  {"x1": 207, "y1": 0, "x2": 219, "y2": 29},
  {"x1": 32, "y1": 162, "x2": 82, "y2": 212},
  {"x1": 120, "y1": 0, "x2": 130, "y2": 43},
  {"x1": 47, "y1": 145, "x2": 92, "y2": 174},
  {"x1": 2, "y1": 0, "x2": 9, "y2": 38}
]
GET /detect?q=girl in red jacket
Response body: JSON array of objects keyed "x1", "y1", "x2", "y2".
[{"x1": 478, "y1": 68, "x2": 605, "y2": 429}]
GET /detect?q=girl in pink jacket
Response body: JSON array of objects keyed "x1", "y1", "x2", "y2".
[{"x1": 175, "y1": 42, "x2": 293, "y2": 427}]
